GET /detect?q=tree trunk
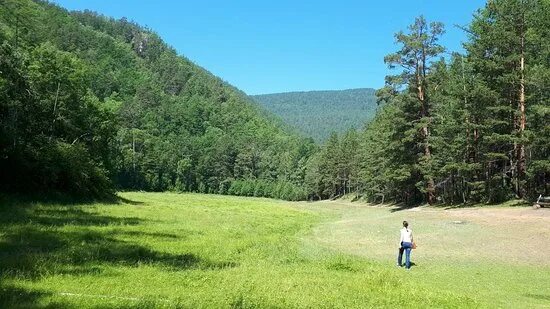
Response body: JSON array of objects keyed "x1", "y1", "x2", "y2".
[
  {"x1": 132, "y1": 130, "x2": 136, "y2": 182},
  {"x1": 49, "y1": 82, "x2": 61, "y2": 141},
  {"x1": 517, "y1": 32, "x2": 526, "y2": 198},
  {"x1": 417, "y1": 74, "x2": 435, "y2": 204}
]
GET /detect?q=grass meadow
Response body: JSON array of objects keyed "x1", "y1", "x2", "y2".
[{"x1": 1, "y1": 192, "x2": 549, "y2": 308}]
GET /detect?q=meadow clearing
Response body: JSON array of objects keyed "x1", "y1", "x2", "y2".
[{"x1": 1, "y1": 192, "x2": 549, "y2": 308}]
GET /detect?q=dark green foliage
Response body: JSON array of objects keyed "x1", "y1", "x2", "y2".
[
  {"x1": 305, "y1": 130, "x2": 360, "y2": 199},
  {"x1": 0, "y1": 0, "x2": 313, "y2": 200},
  {"x1": 228, "y1": 179, "x2": 307, "y2": 201},
  {"x1": 379, "y1": 16, "x2": 445, "y2": 204},
  {"x1": 0, "y1": 35, "x2": 115, "y2": 198},
  {"x1": 252, "y1": 88, "x2": 378, "y2": 142},
  {"x1": 306, "y1": 3, "x2": 549, "y2": 205},
  {"x1": 461, "y1": 0, "x2": 550, "y2": 202},
  {"x1": 2, "y1": 0, "x2": 548, "y2": 204}
]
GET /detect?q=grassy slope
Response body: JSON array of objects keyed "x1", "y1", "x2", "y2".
[{"x1": 0, "y1": 193, "x2": 548, "y2": 308}]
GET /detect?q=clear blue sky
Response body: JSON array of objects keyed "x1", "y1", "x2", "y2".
[{"x1": 53, "y1": 0, "x2": 486, "y2": 95}]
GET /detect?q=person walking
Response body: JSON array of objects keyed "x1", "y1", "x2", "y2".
[{"x1": 397, "y1": 221, "x2": 414, "y2": 269}]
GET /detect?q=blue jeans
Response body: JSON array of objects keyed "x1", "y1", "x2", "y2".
[{"x1": 397, "y1": 242, "x2": 412, "y2": 269}]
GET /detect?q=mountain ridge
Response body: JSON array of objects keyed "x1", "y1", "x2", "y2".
[
  {"x1": 251, "y1": 88, "x2": 378, "y2": 142},
  {"x1": 254, "y1": 87, "x2": 376, "y2": 95}
]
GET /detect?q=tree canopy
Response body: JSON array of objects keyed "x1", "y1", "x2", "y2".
[
  {"x1": 306, "y1": 2, "x2": 549, "y2": 204},
  {"x1": 0, "y1": 0, "x2": 314, "y2": 200},
  {"x1": 1, "y1": 0, "x2": 547, "y2": 204},
  {"x1": 252, "y1": 88, "x2": 378, "y2": 142}
]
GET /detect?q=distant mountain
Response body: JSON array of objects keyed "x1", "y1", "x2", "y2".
[{"x1": 251, "y1": 88, "x2": 378, "y2": 142}]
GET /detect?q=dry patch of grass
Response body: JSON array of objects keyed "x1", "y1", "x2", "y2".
[
  {"x1": 299, "y1": 200, "x2": 550, "y2": 308},
  {"x1": 304, "y1": 201, "x2": 550, "y2": 266}
]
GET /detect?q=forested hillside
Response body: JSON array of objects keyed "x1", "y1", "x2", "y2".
[
  {"x1": 0, "y1": 0, "x2": 314, "y2": 200},
  {"x1": 306, "y1": 2, "x2": 549, "y2": 204},
  {"x1": 252, "y1": 88, "x2": 377, "y2": 141},
  {"x1": 1, "y1": 0, "x2": 547, "y2": 205}
]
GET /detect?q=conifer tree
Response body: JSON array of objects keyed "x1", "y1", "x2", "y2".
[{"x1": 381, "y1": 16, "x2": 445, "y2": 204}]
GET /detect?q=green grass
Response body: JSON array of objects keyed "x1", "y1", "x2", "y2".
[{"x1": 1, "y1": 193, "x2": 548, "y2": 308}]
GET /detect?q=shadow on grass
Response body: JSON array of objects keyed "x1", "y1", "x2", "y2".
[
  {"x1": 389, "y1": 202, "x2": 416, "y2": 213},
  {"x1": 524, "y1": 293, "x2": 550, "y2": 301},
  {"x1": 396, "y1": 262, "x2": 417, "y2": 268},
  {"x1": 434, "y1": 199, "x2": 529, "y2": 210},
  {"x1": 117, "y1": 196, "x2": 145, "y2": 206},
  {"x1": 115, "y1": 230, "x2": 181, "y2": 239},
  {"x1": 0, "y1": 285, "x2": 63, "y2": 309},
  {"x1": 441, "y1": 203, "x2": 480, "y2": 210},
  {"x1": 0, "y1": 192, "x2": 145, "y2": 208},
  {"x1": 0, "y1": 199, "x2": 238, "y2": 306},
  {"x1": 389, "y1": 201, "x2": 527, "y2": 212}
]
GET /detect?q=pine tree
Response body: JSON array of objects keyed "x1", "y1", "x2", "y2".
[
  {"x1": 381, "y1": 16, "x2": 445, "y2": 204},
  {"x1": 466, "y1": 0, "x2": 543, "y2": 201}
]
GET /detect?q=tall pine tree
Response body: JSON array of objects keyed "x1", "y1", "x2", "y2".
[{"x1": 381, "y1": 16, "x2": 445, "y2": 204}]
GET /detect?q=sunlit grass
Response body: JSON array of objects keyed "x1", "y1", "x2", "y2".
[
  {"x1": 304, "y1": 200, "x2": 550, "y2": 308},
  {"x1": 0, "y1": 193, "x2": 547, "y2": 308}
]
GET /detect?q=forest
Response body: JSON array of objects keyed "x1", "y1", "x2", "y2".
[
  {"x1": 0, "y1": 0, "x2": 314, "y2": 201},
  {"x1": 0, "y1": 0, "x2": 549, "y2": 205},
  {"x1": 308, "y1": 1, "x2": 550, "y2": 204},
  {"x1": 252, "y1": 88, "x2": 378, "y2": 142}
]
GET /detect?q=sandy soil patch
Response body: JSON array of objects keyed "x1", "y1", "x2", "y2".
[{"x1": 303, "y1": 201, "x2": 550, "y2": 266}]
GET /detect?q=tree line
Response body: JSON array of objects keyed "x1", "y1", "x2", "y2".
[
  {"x1": 0, "y1": 0, "x2": 548, "y2": 205},
  {"x1": 306, "y1": 0, "x2": 549, "y2": 204},
  {"x1": 252, "y1": 88, "x2": 378, "y2": 142},
  {"x1": 0, "y1": 0, "x2": 313, "y2": 200}
]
